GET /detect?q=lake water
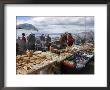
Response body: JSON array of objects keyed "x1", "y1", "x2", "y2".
[
  {"x1": 16, "y1": 29, "x2": 61, "y2": 39},
  {"x1": 16, "y1": 29, "x2": 93, "y2": 41}
]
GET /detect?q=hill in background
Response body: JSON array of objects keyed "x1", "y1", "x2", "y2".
[{"x1": 16, "y1": 23, "x2": 38, "y2": 31}]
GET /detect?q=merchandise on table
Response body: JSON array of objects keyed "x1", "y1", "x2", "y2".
[
  {"x1": 62, "y1": 60, "x2": 76, "y2": 68},
  {"x1": 16, "y1": 43, "x2": 94, "y2": 74},
  {"x1": 62, "y1": 49, "x2": 94, "y2": 70},
  {"x1": 16, "y1": 51, "x2": 58, "y2": 74}
]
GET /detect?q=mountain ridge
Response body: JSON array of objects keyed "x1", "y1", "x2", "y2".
[{"x1": 16, "y1": 23, "x2": 38, "y2": 31}]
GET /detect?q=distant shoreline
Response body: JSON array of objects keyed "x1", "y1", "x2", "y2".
[{"x1": 16, "y1": 29, "x2": 94, "y2": 39}]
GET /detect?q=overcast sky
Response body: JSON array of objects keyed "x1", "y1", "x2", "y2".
[{"x1": 16, "y1": 16, "x2": 94, "y2": 33}]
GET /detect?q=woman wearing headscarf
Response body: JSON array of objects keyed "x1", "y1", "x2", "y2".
[{"x1": 67, "y1": 33, "x2": 75, "y2": 46}]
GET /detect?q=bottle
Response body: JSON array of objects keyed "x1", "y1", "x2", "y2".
[{"x1": 49, "y1": 46, "x2": 52, "y2": 52}]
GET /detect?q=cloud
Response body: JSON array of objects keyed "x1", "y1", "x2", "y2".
[
  {"x1": 16, "y1": 16, "x2": 94, "y2": 33},
  {"x1": 17, "y1": 16, "x2": 94, "y2": 26},
  {"x1": 31, "y1": 17, "x2": 86, "y2": 25},
  {"x1": 85, "y1": 17, "x2": 94, "y2": 26}
]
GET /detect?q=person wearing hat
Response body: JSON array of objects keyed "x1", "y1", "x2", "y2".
[
  {"x1": 67, "y1": 33, "x2": 75, "y2": 46},
  {"x1": 21, "y1": 33, "x2": 26, "y2": 51},
  {"x1": 22, "y1": 33, "x2": 26, "y2": 43}
]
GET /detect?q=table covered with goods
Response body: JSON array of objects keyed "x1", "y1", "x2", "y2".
[{"x1": 16, "y1": 43, "x2": 94, "y2": 74}]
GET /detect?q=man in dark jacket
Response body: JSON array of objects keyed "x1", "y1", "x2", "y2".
[
  {"x1": 40, "y1": 34, "x2": 45, "y2": 48},
  {"x1": 45, "y1": 34, "x2": 51, "y2": 50},
  {"x1": 27, "y1": 33, "x2": 35, "y2": 50}
]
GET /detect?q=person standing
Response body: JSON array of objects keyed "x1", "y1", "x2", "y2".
[
  {"x1": 21, "y1": 33, "x2": 26, "y2": 51},
  {"x1": 60, "y1": 34, "x2": 67, "y2": 49},
  {"x1": 64, "y1": 32, "x2": 68, "y2": 43},
  {"x1": 67, "y1": 33, "x2": 75, "y2": 46},
  {"x1": 27, "y1": 33, "x2": 35, "y2": 50},
  {"x1": 40, "y1": 34, "x2": 45, "y2": 49},
  {"x1": 45, "y1": 34, "x2": 51, "y2": 50},
  {"x1": 22, "y1": 33, "x2": 26, "y2": 43}
]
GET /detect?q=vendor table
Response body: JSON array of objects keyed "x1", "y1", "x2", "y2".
[{"x1": 16, "y1": 43, "x2": 94, "y2": 74}]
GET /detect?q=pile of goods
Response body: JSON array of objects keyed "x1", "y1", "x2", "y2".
[
  {"x1": 51, "y1": 46, "x2": 73, "y2": 54},
  {"x1": 48, "y1": 47, "x2": 72, "y2": 62},
  {"x1": 62, "y1": 60, "x2": 76, "y2": 68},
  {"x1": 26, "y1": 50, "x2": 33, "y2": 58},
  {"x1": 76, "y1": 51, "x2": 93, "y2": 69},
  {"x1": 16, "y1": 50, "x2": 55, "y2": 74},
  {"x1": 79, "y1": 43, "x2": 94, "y2": 51},
  {"x1": 52, "y1": 49, "x2": 61, "y2": 55},
  {"x1": 62, "y1": 49, "x2": 94, "y2": 70}
]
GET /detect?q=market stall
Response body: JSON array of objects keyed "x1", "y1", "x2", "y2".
[{"x1": 16, "y1": 43, "x2": 94, "y2": 74}]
